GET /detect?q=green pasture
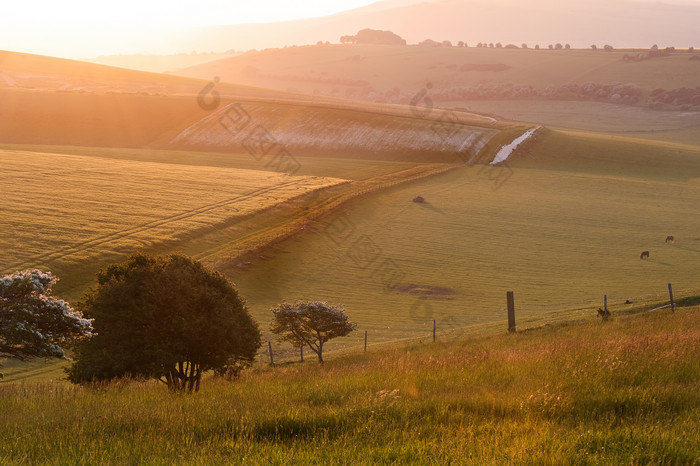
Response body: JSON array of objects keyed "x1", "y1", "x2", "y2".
[
  {"x1": 0, "y1": 145, "x2": 436, "y2": 298},
  {"x1": 225, "y1": 128, "x2": 700, "y2": 351},
  {"x1": 2, "y1": 127, "x2": 699, "y2": 363},
  {"x1": 0, "y1": 148, "x2": 347, "y2": 294},
  {"x1": 1, "y1": 306, "x2": 697, "y2": 463},
  {"x1": 457, "y1": 100, "x2": 700, "y2": 133}
]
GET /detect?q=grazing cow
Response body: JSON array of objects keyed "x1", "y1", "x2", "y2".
[
  {"x1": 665, "y1": 235, "x2": 675, "y2": 244},
  {"x1": 640, "y1": 251, "x2": 650, "y2": 260}
]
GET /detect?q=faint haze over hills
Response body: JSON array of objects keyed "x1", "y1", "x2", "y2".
[
  {"x1": 176, "y1": 0, "x2": 700, "y2": 53},
  {"x1": 1, "y1": 0, "x2": 699, "y2": 59}
]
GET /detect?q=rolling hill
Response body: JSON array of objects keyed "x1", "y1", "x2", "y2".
[
  {"x1": 0, "y1": 49, "x2": 515, "y2": 158},
  {"x1": 174, "y1": 43, "x2": 700, "y2": 133},
  {"x1": 1, "y1": 49, "x2": 529, "y2": 303}
]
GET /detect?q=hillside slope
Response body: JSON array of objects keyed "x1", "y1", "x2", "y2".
[
  {"x1": 166, "y1": 99, "x2": 512, "y2": 162},
  {"x1": 0, "y1": 50, "x2": 517, "y2": 160},
  {"x1": 0, "y1": 50, "x2": 281, "y2": 149},
  {"x1": 1, "y1": 305, "x2": 697, "y2": 463},
  {"x1": 175, "y1": 44, "x2": 700, "y2": 134},
  {"x1": 177, "y1": 44, "x2": 700, "y2": 100}
]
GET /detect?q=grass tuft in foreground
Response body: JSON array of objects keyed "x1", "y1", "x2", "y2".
[{"x1": 1, "y1": 307, "x2": 698, "y2": 463}]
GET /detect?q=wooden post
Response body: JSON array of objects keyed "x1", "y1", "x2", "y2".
[
  {"x1": 364, "y1": 330, "x2": 367, "y2": 352},
  {"x1": 668, "y1": 283, "x2": 675, "y2": 313},
  {"x1": 433, "y1": 319, "x2": 436, "y2": 342},
  {"x1": 507, "y1": 291, "x2": 516, "y2": 333},
  {"x1": 604, "y1": 295, "x2": 608, "y2": 314},
  {"x1": 300, "y1": 346, "x2": 304, "y2": 362},
  {"x1": 268, "y1": 341, "x2": 274, "y2": 366}
]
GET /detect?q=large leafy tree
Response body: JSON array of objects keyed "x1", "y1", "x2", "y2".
[
  {"x1": 0, "y1": 270, "x2": 93, "y2": 374},
  {"x1": 270, "y1": 301, "x2": 356, "y2": 365},
  {"x1": 66, "y1": 254, "x2": 261, "y2": 392}
]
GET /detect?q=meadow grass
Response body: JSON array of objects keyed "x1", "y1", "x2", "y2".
[
  {"x1": 0, "y1": 306, "x2": 697, "y2": 464},
  {"x1": 0, "y1": 144, "x2": 457, "y2": 300},
  {"x1": 456, "y1": 100, "x2": 700, "y2": 133},
  {"x1": 182, "y1": 45, "x2": 700, "y2": 100},
  {"x1": 0, "y1": 144, "x2": 424, "y2": 182},
  {"x1": 225, "y1": 128, "x2": 700, "y2": 346},
  {"x1": 0, "y1": 148, "x2": 345, "y2": 281}
]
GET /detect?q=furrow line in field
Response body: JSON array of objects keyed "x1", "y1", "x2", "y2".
[
  {"x1": 205, "y1": 164, "x2": 460, "y2": 265},
  {"x1": 3, "y1": 179, "x2": 306, "y2": 273}
]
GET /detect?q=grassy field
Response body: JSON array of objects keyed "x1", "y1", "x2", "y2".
[
  {"x1": 1, "y1": 306, "x2": 697, "y2": 463},
  {"x1": 0, "y1": 143, "x2": 423, "y2": 181},
  {"x1": 178, "y1": 45, "x2": 700, "y2": 99},
  {"x1": 223, "y1": 128, "x2": 700, "y2": 351},
  {"x1": 0, "y1": 148, "x2": 345, "y2": 291},
  {"x1": 456, "y1": 100, "x2": 700, "y2": 133},
  {"x1": 0, "y1": 144, "x2": 461, "y2": 300}
]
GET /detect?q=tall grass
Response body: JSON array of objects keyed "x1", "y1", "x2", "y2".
[{"x1": 1, "y1": 307, "x2": 697, "y2": 463}]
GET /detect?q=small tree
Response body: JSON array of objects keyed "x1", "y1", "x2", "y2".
[
  {"x1": 0, "y1": 270, "x2": 92, "y2": 374},
  {"x1": 66, "y1": 254, "x2": 261, "y2": 392},
  {"x1": 591, "y1": 44, "x2": 598, "y2": 51},
  {"x1": 270, "y1": 301, "x2": 356, "y2": 365}
]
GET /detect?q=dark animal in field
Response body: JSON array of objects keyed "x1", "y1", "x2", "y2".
[
  {"x1": 597, "y1": 308, "x2": 611, "y2": 320},
  {"x1": 665, "y1": 235, "x2": 674, "y2": 244},
  {"x1": 413, "y1": 196, "x2": 426, "y2": 203},
  {"x1": 640, "y1": 251, "x2": 650, "y2": 259}
]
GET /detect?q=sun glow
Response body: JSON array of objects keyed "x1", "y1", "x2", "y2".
[{"x1": 0, "y1": 0, "x2": 377, "y2": 58}]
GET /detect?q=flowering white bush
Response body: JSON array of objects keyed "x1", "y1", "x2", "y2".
[
  {"x1": 270, "y1": 301, "x2": 356, "y2": 365},
  {"x1": 0, "y1": 270, "x2": 93, "y2": 364}
]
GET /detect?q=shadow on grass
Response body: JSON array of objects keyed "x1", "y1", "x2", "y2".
[{"x1": 415, "y1": 201, "x2": 446, "y2": 215}]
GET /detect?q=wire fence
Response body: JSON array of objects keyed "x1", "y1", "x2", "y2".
[{"x1": 262, "y1": 284, "x2": 697, "y2": 365}]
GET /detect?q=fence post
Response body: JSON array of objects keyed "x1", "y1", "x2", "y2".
[
  {"x1": 604, "y1": 295, "x2": 608, "y2": 314},
  {"x1": 268, "y1": 341, "x2": 274, "y2": 366},
  {"x1": 668, "y1": 283, "x2": 675, "y2": 313},
  {"x1": 507, "y1": 291, "x2": 516, "y2": 333},
  {"x1": 364, "y1": 330, "x2": 367, "y2": 352},
  {"x1": 433, "y1": 319, "x2": 436, "y2": 342}
]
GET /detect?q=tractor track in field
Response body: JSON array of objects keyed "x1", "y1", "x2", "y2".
[
  {"x1": 203, "y1": 163, "x2": 461, "y2": 267},
  {"x1": 3, "y1": 179, "x2": 306, "y2": 273}
]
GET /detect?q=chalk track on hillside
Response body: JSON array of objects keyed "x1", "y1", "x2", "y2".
[{"x1": 168, "y1": 101, "x2": 500, "y2": 163}]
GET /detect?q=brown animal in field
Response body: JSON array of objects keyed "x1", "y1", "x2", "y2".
[
  {"x1": 640, "y1": 251, "x2": 650, "y2": 259},
  {"x1": 665, "y1": 235, "x2": 674, "y2": 244},
  {"x1": 597, "y1": 308, "x2": 611, "y2": 320}
]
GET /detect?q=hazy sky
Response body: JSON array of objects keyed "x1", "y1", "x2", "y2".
[
  {"x1": 3, "y1": 0, "x2": 699, "y2": 58},
  {"x1": 0, "y1": 0, "x2": 378, "y2": 58}
]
